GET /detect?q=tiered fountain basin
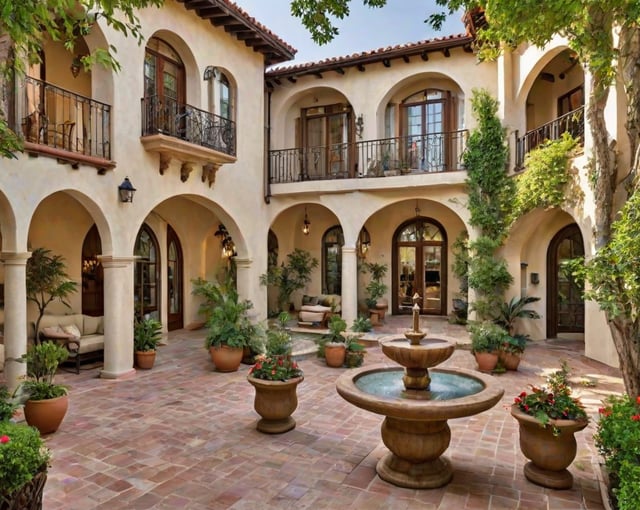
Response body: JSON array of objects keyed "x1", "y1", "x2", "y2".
[{"x1": 336, "y1": 345, "x2": 504, "y2": 489}]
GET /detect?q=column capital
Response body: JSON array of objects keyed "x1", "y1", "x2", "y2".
[
  {"x1": 234, "y1": 257, "x2": 253, "y2": 269},
  {"x1": 341, "y1": 246, "x2": 357, "y2": 255},
  {"x1": 0, "y1": 251, "x2": 31, "y2": 265},
  {"x1": 99, "y1": 256, "x2": 137, "y2": 268}
]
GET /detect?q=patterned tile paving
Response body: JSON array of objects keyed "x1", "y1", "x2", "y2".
[{"x1": 4, "y1": 316, "x2": 622, "y2": 509}]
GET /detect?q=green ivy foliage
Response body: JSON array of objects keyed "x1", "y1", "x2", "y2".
[{"x1": 512, "y1": 133, "x2": 579, "y2": 221}]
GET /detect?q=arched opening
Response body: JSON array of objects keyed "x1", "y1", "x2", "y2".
[
  {"x1": 134, "y1": 225, "x2": 160, "y2": 320},
  {"x1": 322, "y1": 225, "x2": 344, "y2": 295},
  {"x1": 167, "y1": 225, "x2": 183, "y2": 331},
  {"x1": 81, "y1": 224, "x2": 103, "y2": 317},
  {"x1": 547, "y1": 224, "x2": 584, "y2": 337},
  {"x1": 393, "y1": 216, "x2": 447, "y2": 315}
]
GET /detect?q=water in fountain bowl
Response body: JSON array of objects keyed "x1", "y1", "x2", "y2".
[{"x1": 355, "y1": 370, "x2": 484, "y2": 400}]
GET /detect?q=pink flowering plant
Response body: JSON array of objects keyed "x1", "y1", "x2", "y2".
[
  {"x1": 595, "y1": 394, "x2": 640, "y2": 510},
  {"x1": 513, "y1": 362, "x2": 588, "y2": 436}
]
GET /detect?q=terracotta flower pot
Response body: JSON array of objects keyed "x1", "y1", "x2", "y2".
[
  {"x1": 134, "y1": 350, "x2": 156, "y2": 370},
  {"x1": 510, "y1": 404, "x2": 588, "y2": 489},
  {"x1": 499, "y1": 351, "x2": 521, "y2": 371},
  {"x1": 325, "y1": 342, "x2": 346, "y2": 368},
  {"x1": 24, "y1": 394, "x2": 69, "y2": 435},
  {"x1": 247, "y1": 375, "x2": 304, "y2": 434},
  {"x1": 473, "y1": 351, "x2": 498, "y2": 372},
  {"x1": 209, "y1": 345, "x2": 244, "y2": 372}
]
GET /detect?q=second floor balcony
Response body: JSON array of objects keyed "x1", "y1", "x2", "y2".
[
  {"x1": 12, "y1": 76, "x2": 113, "y2": 171},
  {"x1": 269, "y1": 129, "x2": 468, "y2": 185}
]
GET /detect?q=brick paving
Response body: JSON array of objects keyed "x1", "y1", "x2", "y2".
[{"x1": 10, "y1": 316, "x2": 623, "y2": 509}]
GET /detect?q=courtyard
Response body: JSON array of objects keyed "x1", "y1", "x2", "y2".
[{"x1": 28, "y1": 316, "x2": 622, "y2": 509}]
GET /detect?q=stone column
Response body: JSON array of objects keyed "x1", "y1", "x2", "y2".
[
  {"x1": 100, "y1": 256, "x2": 136, "y2": 379},
  {"x1": 341, "y1": 246, "x2": 358, "y2": 327},
  {"x1": 0, "y1": 252, "x2": 30, "y2": 392}
]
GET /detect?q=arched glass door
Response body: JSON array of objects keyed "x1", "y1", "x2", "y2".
[
  {"x1": 167, "y1": 225, "x2": 183, "y2": 331},
  {"x1": 134, "y1": 225, "x2": 159, "y2": 320},
  {"x1": 393, "y1": 218, "x2": 446, "y2": 315},
  {"x1": 323, "y1": 225, "x2": 344, "y2": 295},
  {"x1": 81, "y1": 224, "x2": 103, "y2": 317},
  {"x1": 547, "y1": 224, "x2": 585, "y2": 336}
]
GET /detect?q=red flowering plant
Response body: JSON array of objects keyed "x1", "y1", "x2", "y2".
[
  {"x1": 248, "y1": 313, "x2": 303, "y2": 382},
  {"x1": 595, "y1": 394, "x2": 640, "y2": 510},
  {"x1": 513, "y1": 361, "x2": 588, "y2": 436}
]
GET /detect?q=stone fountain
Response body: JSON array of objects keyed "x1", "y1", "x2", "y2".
[{"x1": 336, "y1": 295, "x2": 504, "y2": 489}]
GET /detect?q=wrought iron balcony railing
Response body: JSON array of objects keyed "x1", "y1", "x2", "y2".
[
  {"x1": 515, "y1": 106, "x2": 584, "y2": 170},
  {"x1": 141, "y1": 95, "x2": 236, "y2": 157},
  {"x1": 269, "y1": 129, "x2": 467, "y2": 184},
  {"x1": 13, "y1": 76, "x2": 111, "y2": 160}
]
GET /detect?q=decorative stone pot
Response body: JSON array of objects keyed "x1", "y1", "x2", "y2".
[
  {"x1": 247, "y1": 375, "x2": 304, "y2": 434},
  {"x1": 499, "y1": 351, "x2": 521, "y2": 371},
  {"x1": 511, "y1": 404, "x2": 588, "y2": 489},
  {"x1": 0, "y1": 466, "x2": 47, "y2": 510},
  {"x1": 134, "y1": 350, "x2": 156, "y2": 370},
  {"x1": 209, "y1": 345, "x2": 244, "y2": 372},
  {"x1": 324, "y1": 342, "x2": 346, "y2": 368},
  {"x1": 473, "y1": 351, "x2": 499, "y2": 372},
  {"x1": 24, "y1": 394, "x2": 69, "y2": 435}
]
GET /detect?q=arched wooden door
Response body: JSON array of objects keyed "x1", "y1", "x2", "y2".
[
  {"x1": 393, "y1": 217, "x2": 447, "y2": 315},
  {"x1": 547, "y1": 224, "x2": 585, "y2": 337},
  {"x1": 167, "y1": 225, "x2": 183, "y2": 331}
]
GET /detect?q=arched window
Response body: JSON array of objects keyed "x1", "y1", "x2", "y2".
[
  {"x1": 81, "y1": 224, "x2": 103, "y2": 317},
  {"x1": 268, "y1": 229, "x2": 279, "y2": 269},
  {"x1": 134, "y1": 225, "x2": 160, "y2": 319},
  {"x1": 219, "y1": 72, "x2": 232, "y2": 120},
  {"x1": 323, "y1": 226, "x2": 344, "y2": 295},
  {"x1": 393, "y1": 217, "x2": 447, "y2": 315}
]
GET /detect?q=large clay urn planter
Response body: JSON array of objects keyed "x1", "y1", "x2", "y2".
[
  {"x1": 247, "y1": 375, "x2": 304, "y2": 434},
  {"x1": 499, "y1": 351, "x2": 521, "y2": 371},
  {"x1": 0, "y1": 466, "x2": 47, "y2": 510},
  {"x1": 209, "y1": 345, "x2": 244, "y2": 372},
  {"x1": 325, "y1": 342, "x2": 346, "y2": 368},
  {"x1": 134, "y1": 350, "x2": 156, "y2": 370},
  {"x1": 511, "y1": 405, "x2": 588, "y2": 489},
  {"x1": 24, "y1": 395, "x2": 69, "y2": 435},
  {"x1": 473, "y1": 351, "x2": 499, "y2": 372}
]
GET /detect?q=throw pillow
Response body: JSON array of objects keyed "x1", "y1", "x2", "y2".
[
  {"x1": 62, "y1": 324, "x2": 82, "y2": 340},
  {"x1": 83, "y1": 315, "x2": 101, "y2": 335},
  {"x1": 41, "y1": 326, "x2": 74, "y2": 340}
]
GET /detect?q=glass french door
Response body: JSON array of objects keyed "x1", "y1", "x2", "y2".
[
  {"x1": 394, "y1": 218, "x2": 446, "y2": 315},
  {"x1": 302, "y1": 104, "x2": 351, "y2": 179},
  {"x1": 167, "y1": 226, "x2": 183, "y2": 331}
]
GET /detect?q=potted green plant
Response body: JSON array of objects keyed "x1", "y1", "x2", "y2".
[
  {"x1": 0, "y1": 421, "x2": 50, "y2": 509},
  {"x1": 344, "y1": 335, "x2": 366, "y2": 368},
  {"x1": 351, "y1": 315, "x2": 373, "y2": 334},
  {"x1": 26, "y1": 248, "x2": 78, "y2": 341},
  {"x1": 259, "y1": 248, "x2": 318, "y2": 313},
  {"x1": 247, "y1": 314, "x2": 303, "y2": 434},
  {"x1": 511, "y1": 362, "x2": 589, "y2": 489},
  {"x1": 317, "y1": 315, "x2": 347, "y2": 368},
  {"x1": 17, "y1": 341, "x2": 69, "y2": 434},
  {"x1": 363, "y1": 261, "x2": 388, "y2": 323},
  {"x1": 469, "y1": 321, "x2": 507, "y2": 372},
  {"x1": 494, "y1": 296, "x2": 540, "y2": 371},
  {"x1": 0, "y1": 387, "x2": 18, "y2": 423},
  {"x1": 133, "y1": 317, "x2": 162, "y2": 370}
]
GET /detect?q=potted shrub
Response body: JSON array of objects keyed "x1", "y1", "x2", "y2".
[
  {"x1": 350, "y1": 315, "x2": 373, "y2": 334},
  {"x1": 363, "y1": 261, "x2": 388, "y2": 323},
  {"x1": 469, "y1": 321, "x2": 507, "y2": 372},
  {"x1": 133, "y1": 317, "x2": 162, "y2": 370},
  {"x1": 344, "y1": 336, "x2": 366, "y2": 368},
  {"x1": 511, "y1": 362, "x2": 589, "y2": 489},
  {"x1": 595, "y1": 394, "x2": 640, "y2": 510},
  {"x1": 247, "y1": 315, "x2": 303, "y2": 434},
  {"x1": 498, "y1": 334, "x2": 527, "y2": 371},
  {"x1": 317, "y1": 315, "x2": 348, "y2": 368},
  {"x1": 17, "y1": 341, "x2": 69, "y2": 434},
  {"x1": 0, "y1": 421, "x2": 50, "y2": 509},
  {"x1": 494, "y1": 295, "x2": 540, "y2": 370},
  {"x1": 26, "y1": 248, "x2": 78, "y2": 340}
]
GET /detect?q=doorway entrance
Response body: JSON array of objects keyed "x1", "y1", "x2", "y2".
[
  {"x1": 167, "y1": 225, "x2": 183, "y2": 331},
  {"x1": 393, "y1": 217, "x2": 447, "y2": 315}
]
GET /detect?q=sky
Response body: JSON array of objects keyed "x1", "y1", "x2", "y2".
[{"x1": 232, "y1": 0, "x2": 466, "y2": 66}]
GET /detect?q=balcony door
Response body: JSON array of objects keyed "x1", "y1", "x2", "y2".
[
  {"x1": 301, "y1": 104, "x2": 353, "y2": 179},
  {"x1": 393, "y1": 218, "x2": 447, "y2": 315},
  {"x1": 401, "y1": 89, "x2": 453, "y2": 172},
  {"x1": 144, "y1": 37, "x2": 185, "y2": 135}
]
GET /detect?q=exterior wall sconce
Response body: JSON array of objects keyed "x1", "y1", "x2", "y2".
[
  {"x1": 530, "y1": 272, "x2": 540, "y2": 285},
  {"x1": 357, "y1": 227, "x2": 371, "y2": 258},
  {"x1": 355, "y1": 114, "x2": 364, "y2": 139},
  {"x1": 118, "y1": 177, "x2": 136, "y2": 203},
  {"x1": 302, "y1": 207, "x2": 311, "y2": 235},
  {"x1": 214, "y1": 224, "x2": 237, "y2": 258},
  {"x1": 70, "y1": 56, "x2": 82, "y2": 78},
  {"x1": 203, "y1": 65, "x2": 218, "y2": 81}
]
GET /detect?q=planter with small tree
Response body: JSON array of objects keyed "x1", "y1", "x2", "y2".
[
  {"x1": 469, "y1": 321, "x2": 507, "y2": 372},
  {"x1": 363, "y1": 261, "x2": 388, "y2": 324},
  {"x1": 494, "y1": 296, "x2": 540, "y2": 371},
  {"x1": 133, "y1": 317, "x2": 162, "y2": 370},
  {"x1": 317, "y1": 315, "x2": 348, "y2": 368}
]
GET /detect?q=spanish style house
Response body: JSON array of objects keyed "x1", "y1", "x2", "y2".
[{"x1": 0, "y1": 0, "x2": 621, "y2": 387}]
